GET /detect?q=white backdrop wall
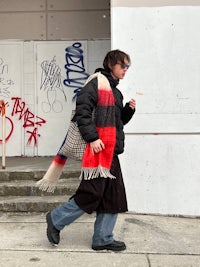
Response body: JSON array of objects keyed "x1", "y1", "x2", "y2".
[
  {"x1": 111, "y1": 1, "x2": 200, "y2": 216},
  {"x1": 0, "y1": 39, "x2": 110, "y2": 156}
]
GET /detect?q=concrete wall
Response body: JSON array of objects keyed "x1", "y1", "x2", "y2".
[
  {"x1": 0, "y1": 0, "x2": 110, "y2": 40},
  {"x1": 111, "y1": 0, "x2": 200, "y2": 216}
]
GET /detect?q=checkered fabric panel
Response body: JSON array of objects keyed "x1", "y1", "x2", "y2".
[{"x1": 59, "y1": 121, "x2": 86, "y2": 161}]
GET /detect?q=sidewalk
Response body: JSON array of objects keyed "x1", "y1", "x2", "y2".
[
  {"x1": 0, "y1": 157, "x2": 200, "y2": 266},
  {"x1": 1, "y1": 211, "x2": 200, "y2": 266}
]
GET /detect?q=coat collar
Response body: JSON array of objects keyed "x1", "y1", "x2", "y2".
[{"x1": 95, "y1": 68, "x2": 119, "y2": 88}]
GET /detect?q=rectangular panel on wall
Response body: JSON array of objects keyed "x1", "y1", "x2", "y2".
[
  {"x1": 34, "y1": 40, "x2": 111, "y2": 156},
  {"x1": 87, "y1": 40, "x2": 110, "y2": 74},
  {"x1": 0, "y1": 40, "x2": 111, "y2": 157},
  {"x1": 112, "y1": 0, "x2": 200, "y2": 7},
  {"x1": 112, "y1": 5, "x2": 200, "y2": 133},
  {"x1": 0, "y1": 0, "x2": 45, "y2": 11},
  {"x1": 47, "y1": 0, "x2": 109, "y2": 10},
  {"x1": 0, "y1": 42, "x2": 23, "y2": 156},
  {"x1": 34, "y1": 41, "x2": 89, "y2": 155},
  {"x1": 121, "y1": 134, "x2": 200, "y2": 216},
  {"x1": 0, "y1": 13, "x2": 46, "y2": 40},
  {"x1": 48, "y1": 11, "x2": 110, "y2": 39},
  {"x1": 112, "y1": 2, "x2": 200, "y2": 216}
]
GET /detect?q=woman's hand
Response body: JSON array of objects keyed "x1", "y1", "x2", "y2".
[
  {"x1": 129, "y1": 98, "x2": 136, "y2": 110},
  {"x1": 90, "y1": 139, "x2": 105, "y2": 154}
]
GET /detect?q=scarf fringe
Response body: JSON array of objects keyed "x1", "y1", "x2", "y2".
[
  {"x1": 36, "y1": 161, "x2": 64, "y2": 193},
  {"x1": 80, "y1": 166, "x2": 116, "y2": 180}
]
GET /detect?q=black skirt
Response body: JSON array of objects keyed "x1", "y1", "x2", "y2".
[{"x1": 73, "y1": 154, "x2": 128, "y2": 214}]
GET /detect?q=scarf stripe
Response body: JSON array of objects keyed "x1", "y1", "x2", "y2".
[
  {"x1": 54, "y1": 154, "x2": 67, "y2": 166},
  {"x1": 80, "y1": 72, "x2": 116, "y2": 180},
  {"x1": 97, "y1": 90, "x2": 115, "y2": 106}
]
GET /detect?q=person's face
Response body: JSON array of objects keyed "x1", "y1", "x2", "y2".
[{"x1": 109, "y1": 58, "x2": 130, "y2": 80}]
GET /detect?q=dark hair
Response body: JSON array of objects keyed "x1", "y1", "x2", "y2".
[{"x1": 103, "y1": 49, "x2": 131, "y2": 72}]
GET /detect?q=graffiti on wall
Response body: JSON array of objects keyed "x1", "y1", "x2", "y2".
[
  {"x1": 0, "y1": 41, "x2": 90, "y2": 149},
  {"x1": 64, "y1": 42, "x2": 89, "y2": 100},
  {"x1": 0, "y1": 58, "x2": 14, "y2": 99},
  {"x1": 40, "y1": 56, "x2": 67, "y2": 113},
  {"x1": 0, "y1": 101, "x2": 13, "y2": 143},
  {"x1": 11, "y1": 97, "x2": 46, "y2": 146},
  {"x1": 0, "y1": 98, "x2": 46, "y2": 146},
  {"x1": 0, "y1": 57, "x2": 46, "y2": 147},
  {"x1": 39, "y1": 42, "x2": 89, "y2": 112}
]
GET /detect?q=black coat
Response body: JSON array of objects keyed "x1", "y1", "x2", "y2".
[
  {"x1": 72, "y1": 69, "x2": 135, "y2": 214},
  {"x1": 74, "y1": 154, "x2": 128, "y2": 214},
  {"x1": 75, "y1": 68, "x2": 135, "y2": 155}
]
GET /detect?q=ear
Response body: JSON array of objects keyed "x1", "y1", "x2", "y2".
[{"x1": 108, "y1": 63, "x2": 112, "y2": 71}]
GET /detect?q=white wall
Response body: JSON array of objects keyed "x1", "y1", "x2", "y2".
[
  {"x1": 111, "y1": 1, "x2": 200, "y2": 216},
  {"x1": 0, "y1": 39, "x2": 110, "y2": 156}
]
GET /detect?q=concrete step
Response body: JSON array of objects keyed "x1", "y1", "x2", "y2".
[
  {"x1": 0, "y1": 157, "x2": 81, "y2": 212},
  {"x1": 0, "y1": 178, "x2": 80, "y2": 196},
  {"x1": 0, "y1": 195, "x2": 71, "y2": 212},
  {"x1": 0, "y1": 170, "x2": 80, "y2": 182}
]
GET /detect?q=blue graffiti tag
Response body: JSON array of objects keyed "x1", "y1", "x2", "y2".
[{"x1": 63, "y1": 42, "x2": 89, "y2": 100}]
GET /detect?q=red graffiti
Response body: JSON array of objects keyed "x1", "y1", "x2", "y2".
[
  {"x1": 0, "y1": 116, "x2": 14, "y2": 143},
  {"x1": 11, "y1": 97, "x2": 46, "y2": 146},
  {"x1": 0, "y1": 102, "x2": 14, "y2": 143},
  {"x1": 0, "y1": 98, "x2": 46, "y2": 146},
  {"x1": 26, "y1": 128, "x2": 40, "y2": 146}
]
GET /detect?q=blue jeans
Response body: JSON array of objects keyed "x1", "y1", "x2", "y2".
[{"x1": 51, "y1": 198, "x2": 118, "y2": 246}]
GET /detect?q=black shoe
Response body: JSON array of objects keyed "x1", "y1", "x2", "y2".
[
  {"x1": 46, "y1": 212, "x2": 60, "y2": 246},
  {"x1": 92, "y1": 240, "x2": 126, "y2": 251}
]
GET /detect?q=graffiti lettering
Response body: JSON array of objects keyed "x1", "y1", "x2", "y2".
[
  {"x1": 26, "y1": 128, "x2": 40, "y2": 146},
  {"x1": 40, "y1": 56, "x2": 62, "y2": 91},
  {"x1": 0, "y1": 58, "x2": 14, "y2": 98},
  {"x1": 35, "y1": 116, "x2": 46, "y2": 127},
  {"x1": 40, "y1": 56, "x2": 66, "y2": 113},
  {"x1": 64, "y1": 42, "x2": 89, "y2": 100},
  {"x1": 11, "y1": 97, "x2": 46, "y2": 146},
  {"x1": 0, "y1": 58, "x2": 8, "y2": 74}
]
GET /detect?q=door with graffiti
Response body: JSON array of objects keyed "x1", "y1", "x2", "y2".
[
  {"x1": 35, "y1": 41, "x2": 89, "y2": 156},
  {"x1": 0, "y1": 42, "x2": 23, "y2": 156}
]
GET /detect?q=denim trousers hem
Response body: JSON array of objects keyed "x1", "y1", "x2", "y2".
[
  {"x1": 50, "y1": 198, "x2": 118, "y2": 246},
  {"x1": 92, "y1": 213, "x2": 118, "y2": 246}
]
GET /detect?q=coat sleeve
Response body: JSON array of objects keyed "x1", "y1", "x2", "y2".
[
  {"x1": 75, "y1": 78, "x2": 99, "y2": 143},
  {"x1": 121, "y1": 103, "x2": 135, "y2": 125}
]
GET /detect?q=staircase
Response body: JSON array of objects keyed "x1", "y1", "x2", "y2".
[{"x1": 0, "y1": 158, "x2": 81, "y2": 212}]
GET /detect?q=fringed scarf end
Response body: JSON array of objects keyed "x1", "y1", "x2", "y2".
[
  {"x1": 36, "y1": 160, "x2": 65, "y2": 193},
  {"x1": 36, "y1": 178, "x2": 57, "y2": 193},
  {"x1": 80, "y1": 166, "x2": 116, "y2": 180}
]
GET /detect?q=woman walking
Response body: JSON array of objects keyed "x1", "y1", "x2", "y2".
[{"x1": 46, "y1": 49, "x2": 136, "y2": 251}]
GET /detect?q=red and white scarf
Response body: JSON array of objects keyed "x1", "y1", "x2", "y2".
[
  {"x1": 80, "y1": 72, "x2": 116, "y2": 179},
  {"x1": 36, "y1": 72, "x2": 116, "y2": 192}
]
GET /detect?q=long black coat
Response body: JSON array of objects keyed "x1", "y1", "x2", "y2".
[{"x1": 73, "y1": 69, "x2": 135, "y2": 214}]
